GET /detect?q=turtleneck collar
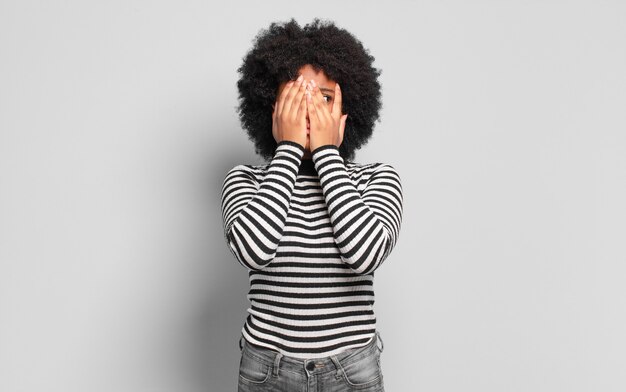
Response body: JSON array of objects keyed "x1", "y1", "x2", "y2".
[{"x1": 298, "y1": 158, "x2": 317, "y2": 175}]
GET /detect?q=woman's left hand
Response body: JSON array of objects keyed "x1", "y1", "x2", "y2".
[{"x1": 306, "y1": 80, "x2": 348, "y2": 152}]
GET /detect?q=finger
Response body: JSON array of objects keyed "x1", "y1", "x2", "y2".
[
  {"x1": 283, "y1": 75, "x2": 304, "y2": 116},
  {"x1": 306, "y1": 89, "x2": 320, "y2": 129},
  {"x1": 277, "y1": 79, "x2": 295, "y2": 116},
  {"x1": 310, "y1": 79, "x2": 330, "y2": 122},
  {"x1": 339, "y1": 113, "x2": 347, "y2": 143},
  {"x1": 332, "y1": 82, "x2": 342, "y2": 118},
  {"x1": 290, "y1": 77, "x2": 307, "y2": 120},
  {"x1": 297, "y1": 85, "x2": 307, "y2": 120}
]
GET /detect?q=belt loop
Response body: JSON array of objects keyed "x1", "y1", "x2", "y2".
[
  {"x1": 238, "y1": 335, "x2": 244, "y2": 352},
  {"x1": 272, "y1": 352, "x2": 283, "y2": 378},
  {"x1": 376, "y1": 330, "x2": 384, "y2": 353},
  {"x1": 330, "y1": 355, "x2": 343, "y2": 379}
]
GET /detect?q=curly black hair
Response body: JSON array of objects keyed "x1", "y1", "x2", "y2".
[{"x1": 236, "y1": 18, "x2": 382, "y2": 162}]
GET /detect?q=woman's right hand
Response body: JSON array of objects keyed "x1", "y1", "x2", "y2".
[{"x1": 272, "y1": 74, "x2": 308, "y2": 148}]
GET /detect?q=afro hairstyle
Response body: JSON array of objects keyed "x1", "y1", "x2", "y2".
[{"x1": 235, "y1": 17, "x2": 382, "y2": 162}]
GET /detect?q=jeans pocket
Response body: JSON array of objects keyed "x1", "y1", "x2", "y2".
[
  {"x1": 238, "y1": 350, "x2": 271, "y2": 385},
  {"x1": 376, "y1": 330, "x2": 384, "y2": 353},
  {"x1": 339, "y1": 350, "x2": 383, "y2": 388}
]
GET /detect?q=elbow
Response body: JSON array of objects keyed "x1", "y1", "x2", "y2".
[
  {"x1": 225, "y1": 227, "x2": 277, "y2": 271},
  {"x1": 340, "y1": 234, "x2": 394, "y2": 275}
]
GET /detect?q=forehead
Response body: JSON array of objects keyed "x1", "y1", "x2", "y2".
[
  {"x1": 277, "y1": 65, "x2": 336, "y2": 93},
  {"x1": 295, "y1": 64, "x2": 331, "y2": 82}
]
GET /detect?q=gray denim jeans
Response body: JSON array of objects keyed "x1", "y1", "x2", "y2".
[{"x1": 236, "y1": 331, "x2": 385, "y2": 392}]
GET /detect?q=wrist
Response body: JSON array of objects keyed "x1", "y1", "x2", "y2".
[
  {"x1": 277, "y1": 139, "x2": 306, "y2": 152},
  {"x1": 310, "y1": 143, "x2": 339, "y2": 156}
]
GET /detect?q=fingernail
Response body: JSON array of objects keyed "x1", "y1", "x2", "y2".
[
  {"x1": 297, "y1": 74, "x2": 303, "y2": 82},
  {"x1": 337, "y1": 83, "x2": 340, "y2": 90},
  {"x1": 311, "y1": 79, "x2": 316, "y2": 87}
]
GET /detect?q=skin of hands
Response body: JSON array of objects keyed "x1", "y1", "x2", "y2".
[
  {"x1": 272, "y1": 74, "x2": 309, "y2": 150},
  {"x1": 306, "y1": 78, "x2": 348, "y2": 153},
  {"x1": 273, "y1": 65, "x2": 348, "y2": 159}
]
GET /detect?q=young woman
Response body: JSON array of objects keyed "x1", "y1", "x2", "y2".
[{"x1": 221, "y1": 18, "x2": 404, "y2": 392}]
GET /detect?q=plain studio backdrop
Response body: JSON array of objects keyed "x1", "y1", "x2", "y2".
[{"x1": 1, "y1": 1, "x2": 625, "y2": 391}]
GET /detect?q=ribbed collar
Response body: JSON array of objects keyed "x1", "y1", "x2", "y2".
[{"x1": 298, "y1": 158, "x2": 317, "y2": 175}]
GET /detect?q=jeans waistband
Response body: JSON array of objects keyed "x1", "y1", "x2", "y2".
[{"x1": 238, "y1": 331, "x2": 384, "y2": 377}]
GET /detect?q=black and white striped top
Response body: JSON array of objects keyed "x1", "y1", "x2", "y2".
[{"x1": 220, "y1": 140, "x2": 404, "y2": 358}]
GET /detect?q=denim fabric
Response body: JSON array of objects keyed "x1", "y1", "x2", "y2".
[{"x1": 236, "y1": 332, "x2": 385, "y2": 392}]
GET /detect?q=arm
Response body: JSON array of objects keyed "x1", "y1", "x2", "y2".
[
  {"x1": 221, "y1": 140, "x2": 305, "y2": 270},
  {"x1": 311, "y1": 144, "x2": 404, "y2": 275}
]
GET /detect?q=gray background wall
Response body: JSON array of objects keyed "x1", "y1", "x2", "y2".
[{"x1": 1, "y1": 1, "x2": 625, "y2": 391}]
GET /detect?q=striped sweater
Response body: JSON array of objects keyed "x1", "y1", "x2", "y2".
[{"x1": 220, "y1": 140, "x2": 404, "y2": 358}]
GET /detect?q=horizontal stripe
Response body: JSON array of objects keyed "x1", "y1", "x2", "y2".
[{"x1": 221, "y1": 141, "x2": 403, "y2": 358}]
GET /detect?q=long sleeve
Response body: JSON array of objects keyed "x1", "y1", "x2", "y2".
[
  {"x1": 221, "y1": 140, "x2": 305, "y2": 270},
  {"x1": 311, "y1": 144, "x2": 404, "y2": 275}
]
